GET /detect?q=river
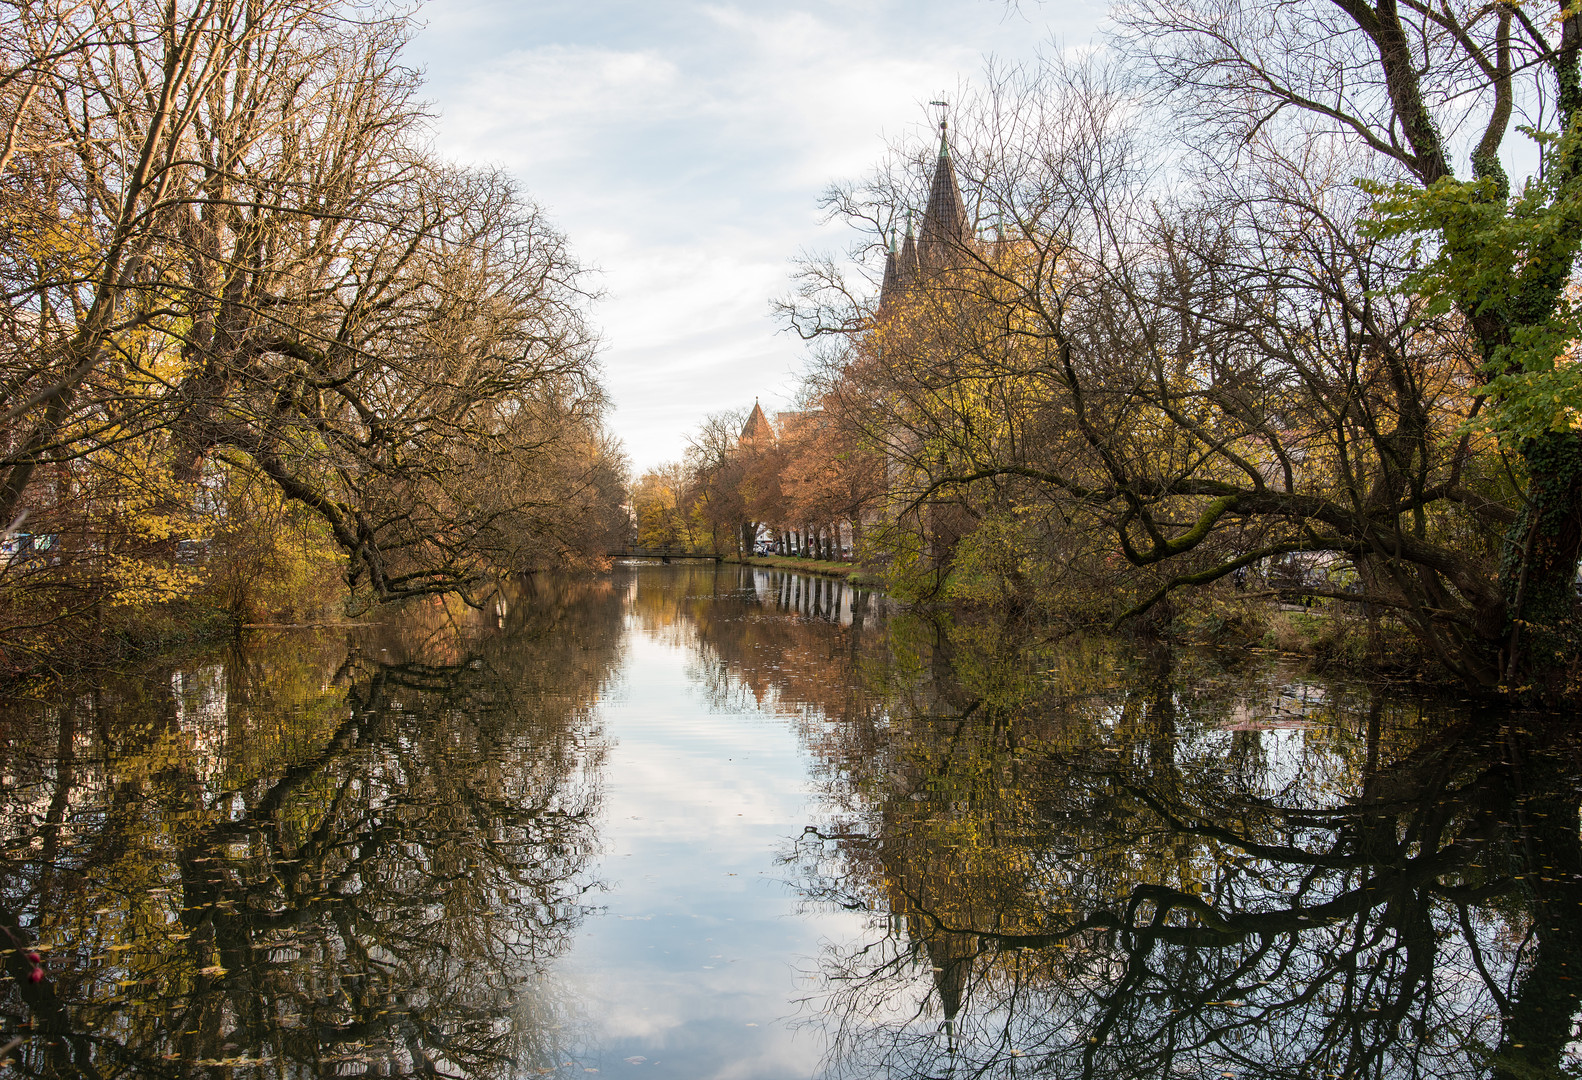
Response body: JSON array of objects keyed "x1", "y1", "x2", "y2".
[{"x1": 0, "y1": 565, "x2": 1578, "y2": 1079}]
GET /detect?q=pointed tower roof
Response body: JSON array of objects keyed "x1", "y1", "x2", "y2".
[
  {"x1": 898, "y1": 211, "x2": 919, "y2": 286},
  {"x1": 879, "y1": 230, "x2": 901, "y2": 310},
  {"x1": 740, "y1": 399, "x2": 773, "y2": 443},
  {"x1": 923, "y1": 929, "x2": 977, "y2": 1023},
  {"x1": 879, "y1": 227, "x2": 904, "y2": 309},
  {"x1": 919, "y1": 119, "x2": 969, "y2": 267}
]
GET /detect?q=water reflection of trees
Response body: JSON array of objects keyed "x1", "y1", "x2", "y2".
[
  {"x1": 779, "y1": 630, "x2": 1582, "y2": 1080},
  {"x1": 515, "y1": 567, "x2": 1582, "y2": 1080},
  {"x1": 0, "y1": 576, "x2": 623, "y2": 1078},
  {"x1": 623, "y1": 564, "x2": 891, "y2": 726}
]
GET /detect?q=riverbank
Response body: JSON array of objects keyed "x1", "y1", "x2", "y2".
[
  {"x1": 0, "y1": 602, "x2": 240, "y2": 693},
  {"x1": 724, "y1": 557, "x2": 1427, "y2": 676},
  {"x1": 724, "y1": 554, "x2": 883, "y2": 587}
]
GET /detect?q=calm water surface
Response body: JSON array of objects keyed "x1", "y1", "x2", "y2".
[{"x1": 1, "y1": 565, "x2": 1579, "y2": 1079}]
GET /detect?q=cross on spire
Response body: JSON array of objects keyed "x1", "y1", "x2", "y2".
[{"x1": 929, "y1": 98, "x2": 950, "y2": 157}]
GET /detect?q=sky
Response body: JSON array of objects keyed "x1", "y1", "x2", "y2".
[{"x1": 404, "y1": 0, "x2": 1107, "y2": 473}]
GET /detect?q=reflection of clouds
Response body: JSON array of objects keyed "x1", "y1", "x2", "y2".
[
  {"x1": 563, "y1": 568, "x2": 875, "y2": 1076},
  {"x1": 594, "y1": 628, "x2": 817, "y2": 847}
]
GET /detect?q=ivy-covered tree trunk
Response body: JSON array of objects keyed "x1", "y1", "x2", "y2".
[{"x1": 1500, "y1": 432, "x2": 1582, "y2": 692}]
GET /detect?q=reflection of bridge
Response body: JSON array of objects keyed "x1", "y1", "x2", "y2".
[{"x1": 609, "y1": 547, "x2": 724, "y2": 563}]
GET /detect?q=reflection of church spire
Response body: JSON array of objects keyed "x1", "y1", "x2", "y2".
[{"x1": 923, "y1": 927, "x2": 977, "y2": 1026}]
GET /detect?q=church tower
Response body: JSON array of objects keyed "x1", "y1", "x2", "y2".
[
  {"x1": 877, "y1": 115, "x2": 970, "y2": 311},
  {"x1": 898, "y1": 212, "x2": 919, "y2": 282},
  {"x1": 918, "y1": 119, "x2": 969, "y2": 268},
  {"x1": 740, "y1": 399, "x2": 773, "y2": 443},
  {"x1": 880, "y1": 231, "x2": 901, "y2": 308},
  {"x1": 879, "y1": 211, "x2": 921, "y2": 310}
]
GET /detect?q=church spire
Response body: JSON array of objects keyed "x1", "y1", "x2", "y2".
[
  {"x1": 740, "y1": 399, "x2": 772, "y2": 442},
  {"x1": 879, "y1": 228, "x2": 901, "y2": 310},
  {"x1": 919, "y1": 118, "x2": 969, "y2": 267},
  {"x1": 897, "y1": 210, "x2": 919, "y2": 287}
]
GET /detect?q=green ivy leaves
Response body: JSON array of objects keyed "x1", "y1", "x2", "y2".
[{"x1": 1361, "y1": 125, "x2": 1582, "y2": 445}]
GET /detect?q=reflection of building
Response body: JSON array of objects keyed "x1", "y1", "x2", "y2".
[{"x1": 924, "y1": 926, "x2": 977, "y2": 1029}]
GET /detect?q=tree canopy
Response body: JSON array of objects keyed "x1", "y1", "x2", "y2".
[
  {"x1": 777, "y1": 0, "x2": 1582, "y2": 698},
  {"x1": 0, "y1": 0, "x2": 627, "y2": 660}
]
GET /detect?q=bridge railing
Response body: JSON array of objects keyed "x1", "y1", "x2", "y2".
[{"x1": 608, "y1": 547, "x2": 724, "y2": 561}]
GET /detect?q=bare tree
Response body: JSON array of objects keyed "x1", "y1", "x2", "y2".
[
  {"x1": 0, "y1": 0, "x2": 618, "y2": 622},
  {"x1": 1114, "y1": 0, "x2": 1582, "y2": 684},
  {"x1": 682, "y1": 408, "x2": 749, "y2": 555},
  {"x1": 786, "y1": 45, "x2": 1575, "y2": 691}
]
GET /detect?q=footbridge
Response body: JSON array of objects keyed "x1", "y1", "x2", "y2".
[{"x1": 609, "y1": 547, "x2": 724, "y2": 563}]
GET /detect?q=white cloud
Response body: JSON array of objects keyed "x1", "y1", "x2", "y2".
[{"x1": 407, "y1": 0, "x2": 1102, "y2": 470}]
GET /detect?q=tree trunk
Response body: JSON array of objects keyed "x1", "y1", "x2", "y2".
[
  {"x1": 0, "y1": 392, "x2": 72, "y2": 532},
  {"x1": 1500, "y1": 431, "x2": 1582, "y2": 694}
]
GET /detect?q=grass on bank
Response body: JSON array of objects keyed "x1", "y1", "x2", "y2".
[
  {"x1": 725, "y1": 558, "x2": 1423, "y2": 675},
  {"x1": 1189, "y1": 600, "x2": 1442, "y2": 676}
]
